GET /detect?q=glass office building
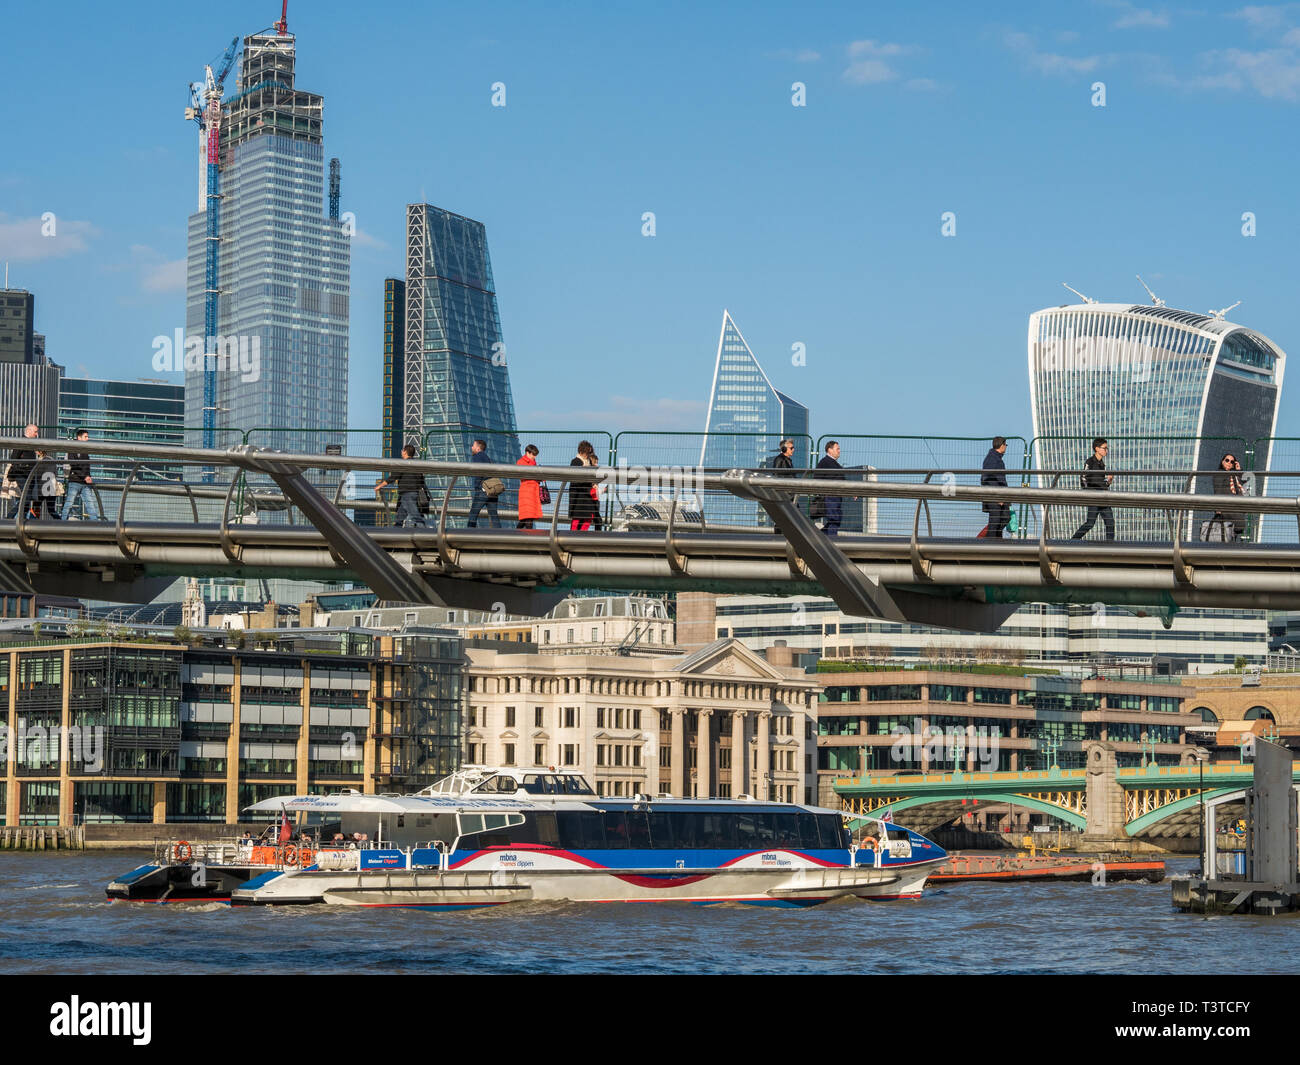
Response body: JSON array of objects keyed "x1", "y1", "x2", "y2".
[
  {"x1": 403, "y1": 203, "x2": 519, "y2": 482},
  {"x1": 699, "y1": 311, "x2": 809, "y2": 526},
  {"x1": 1028, "y1": 302, "x2": 1285, "y2": 540},
  {"x1": 58, "y1": 377, "x2": 184, "y2": 479},
  {"x1": 183, "y1": 27, "x2": 350, "y2": 457}
]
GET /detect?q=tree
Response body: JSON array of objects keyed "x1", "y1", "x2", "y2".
[
  {"x1": 172, "y1": 624, "x2": 193, "y2": 645},
  {"x1": 1234, "y1": 656, "x2": 1248, "y2": 670}
]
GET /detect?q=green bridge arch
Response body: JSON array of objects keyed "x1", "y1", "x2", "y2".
[
  {"x1": 1124, "y1": 787, "x2": 1246, "y2": 837},
  {"x1": 853, "y1": 792, "x2": 1088, "y2": 831}
]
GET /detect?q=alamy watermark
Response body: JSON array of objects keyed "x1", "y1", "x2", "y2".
[
  {"x1": 151, "y1": 328, "x2": 261, "y2": 383},
  {"x1": 1, "y1": 723, "x2": 104, "y2": 772},
  {"x1": 889, "y1": 718, "x2": 998, "y2": 772}
]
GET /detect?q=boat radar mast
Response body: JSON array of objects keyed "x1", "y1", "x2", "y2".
[
  {"x1": 1136, "y1": 275, "x2": 1166, "y2": 307},
  {"x1": 1061, "y1": 283, "x2": 1097, "y2": 305},
  {"x1": 1209, "y1": 301, "x2": 1241, "y2": 320}
]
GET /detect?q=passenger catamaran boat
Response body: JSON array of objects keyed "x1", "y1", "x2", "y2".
[{"x1": 106, "y1": 767, "x2": 946, "y2": 909}]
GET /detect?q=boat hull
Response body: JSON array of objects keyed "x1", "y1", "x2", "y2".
[{"x1": 229, "y1": 850, "x2": 943, "y2": 908}]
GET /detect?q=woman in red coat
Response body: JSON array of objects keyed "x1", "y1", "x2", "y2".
[{"x1": 516, "y1": 444, "x2": 543, "y2": 528}]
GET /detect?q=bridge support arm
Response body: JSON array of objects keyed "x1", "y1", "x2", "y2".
[
  {"x1": 720, "y1": 469, "x2": 906, "y2": 621},
  {"x1": 231, "y1": 447, "x2": 439, "y2": 606}
]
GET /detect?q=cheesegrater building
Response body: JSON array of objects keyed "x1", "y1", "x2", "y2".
[{"x1": 699, "y1": 310, "x2": 809, "y2": 526}]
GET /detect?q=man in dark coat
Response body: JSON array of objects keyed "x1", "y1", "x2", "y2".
[
  {"x1": 466, "y1": 438, "x2": 501, "y2": 528},
  {"x1": 374, "y1": 443, "x2": 429, "y2": 527},
  {"x1": 1071, "y1": 437, "x2": 1115, "y2": 540},
  {"x1": 5, "y1": 423, "x2": 40, "y2": 519},
  {"x1": 771, "y1": 439, "x2": 795, "y2": 471},
  {"x1": 816, "y1": 440, "x2": 845, "y2": 536},
  {"x1": 981, "y1": 435, "x2": 1010, "y2": 538}
]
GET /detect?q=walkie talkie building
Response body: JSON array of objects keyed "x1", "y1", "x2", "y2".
[{"x1": 1028, "y1": 302, "x2": 1286, "y2": 540}]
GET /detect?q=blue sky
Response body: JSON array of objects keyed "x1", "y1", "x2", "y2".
[{"x1": 2, "y1": 0, "x2": 1298, "y2": 443}]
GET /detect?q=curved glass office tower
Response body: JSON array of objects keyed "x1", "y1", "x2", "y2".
[{"x1": 1028, "y1": 302, "x2": 1286, "y2": 540}]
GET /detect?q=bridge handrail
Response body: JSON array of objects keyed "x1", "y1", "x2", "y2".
[{"x1": 6, "y1": 438, "x2": 1300, "y2": 517}]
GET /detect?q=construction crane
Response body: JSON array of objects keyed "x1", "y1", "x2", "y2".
[
  {"x1": 185, "y1": 37, "x2": 239, "y2": 452},
  {"x1": 276, "y1": 0, "x2": 289, "y2": 35}
]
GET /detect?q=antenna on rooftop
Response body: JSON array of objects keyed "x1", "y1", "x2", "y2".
[
  {"x1": 1209, "y1": 300, "x2": 1241, "y2": 320},
  {"x1": 1136, "y1": 275, "x2": 1165, "y2": 307},
  {"x1": 1061, "y1": 283, "x2": 1097, "y2": 305}
]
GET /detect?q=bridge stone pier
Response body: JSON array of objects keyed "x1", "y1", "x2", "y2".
[{"x1": 1083, "y1": 742, "x2": 1127, "y2": 844}]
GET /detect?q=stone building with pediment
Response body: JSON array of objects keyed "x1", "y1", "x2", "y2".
[{"x1": 463, "y1": 639, "x2": 819, "y2": 803}]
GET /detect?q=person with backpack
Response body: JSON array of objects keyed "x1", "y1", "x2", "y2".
[
  {"x1": 374, "y1": 443, "x2": 429, "y2": 527},
  {"x1": 516, "y1": 444, "x2": 544, "y2": 529},
  {"x1": 980, "y1": 435, "x2": 1010, "y2": 539},
  {"x1": 467, "y1": 438, "x2": 503, "y2": 528},
  {"x1": 1071, "y1": 437, "x2": 1115, "y2": 540}
]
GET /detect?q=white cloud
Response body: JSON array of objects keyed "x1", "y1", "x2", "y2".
[
  {"x1": 843, "y1": 39, "x2": 931, "y2": 87},
  {"x1": 0, "y1": 213, "x2": 98, "y2": 261},
  {"x1": 1004, "y1": 31, "x2": 1103, "y2": 75},
  {"x1": 1231, "y1": 4, "x2": 1300, "y2": 31},
  {"x1": 1207, "y1": 46, "x2": 1300, "y2": 98},
  {"x1": 1114, "y1": 7, "x2": 1170, "y2": 29}
]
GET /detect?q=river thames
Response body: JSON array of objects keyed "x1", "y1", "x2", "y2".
[{"x1": 2, "y1": 852, "x2": 1299, "y2": 975}]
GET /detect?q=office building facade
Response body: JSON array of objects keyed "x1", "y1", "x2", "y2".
[
  {"x1": 403, "y1": 204, "x2": 519, "y2": 474},
  {"x1": 57, "y1": 377, "x2": 184, "y2": 479},
  {"x1": 1028, "y1": 301, "x2": 1285, "y2": 540},
  {"x1": 381, "y1": 278, "x2": 406, "y2": 459},
  {"x1": 701, "y1": 592, "x2": 1270, "y2": 674},
  {"x1": 0, "y1": 289, "x2": 61, "y2": 432},
  {"x1": 2, "y1": 627, "x2": 463, "y2": 826},
  {"x1": 184, "y1": 26, "x2": 350, "y2": 456},
  {"x1": 813, "y1": 667, "x2": 1197, "y2": 803}
]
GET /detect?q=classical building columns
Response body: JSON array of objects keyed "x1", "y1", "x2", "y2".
[
  {"x1": 670, "y1": 709, "x2": 685, "y2": 797},
  {"x1": 731, "y1": 710, "x2": 746, "y2": 796},
  {"x1": 697, "y1": 709, "x2": 713, "y2": 797},
  {"x1": 756, "y1": 710, "x2": 771, "y2": 800}
]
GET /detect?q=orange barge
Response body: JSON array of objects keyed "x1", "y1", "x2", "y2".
[{"x1": 929, "y1": 853, "x2": 1165, "y2": 884}]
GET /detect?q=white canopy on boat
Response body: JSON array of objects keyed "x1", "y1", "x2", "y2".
[{"x1": 242, "y1": 793, "x2": 543, "y2": 814}]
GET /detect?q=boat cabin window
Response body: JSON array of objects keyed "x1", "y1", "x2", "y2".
[
  {"x1": 520, "y1": 773, "x2": 595, "y2": 796},
  {"x1": 450, "y1": 809, "x2": 850, "y2": 851},
  {"x1": 472, "y1": 776, "x2": 520, "y2": 794},
  {"x1": 886, "y1": 827, "x2": 910, "y2": 841}
]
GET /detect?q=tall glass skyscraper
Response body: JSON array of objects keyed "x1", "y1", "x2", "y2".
[
  {"x1": 1028, "y1": 301, "x2": 1285, "y2": 540},
  {"x1": 184, "y1": 26, "x2": 350, "y2": 455},
  {"x1": 700, "y1": 310, "x2": 809, "y2": 525},
  {"x1": 402, "y1": 204, "x2": 519, "y2": 470}
]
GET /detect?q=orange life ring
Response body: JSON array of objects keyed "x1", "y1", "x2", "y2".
[
  {"x1": 280, "y1": 844, "x2": 299, "y2": 867},
  {"x1": 861, "y1": 837, "x2": 878, "y2": 851},
  {"x1": 173, "y1": 840, "x2": 193, "y2": 862}
]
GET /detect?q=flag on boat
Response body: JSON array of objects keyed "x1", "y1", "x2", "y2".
[
  {"x1": 277, "y1": 807, "x2": 292, "y2": 843},
  {"x1": 881, "y1": 810, "x2": 893, "y2": 823}
]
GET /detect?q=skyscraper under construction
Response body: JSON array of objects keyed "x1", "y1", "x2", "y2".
[{"x1": 184, "y1": 15, "x2": 349, "y2": 455}]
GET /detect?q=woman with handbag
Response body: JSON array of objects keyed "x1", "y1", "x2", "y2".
[
  {"x1": 568, "y1": 440, "x2": 600, "y2": 531},
  {"x1": 516, "y1": 444, "x2": 544, "y2": 529}
]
